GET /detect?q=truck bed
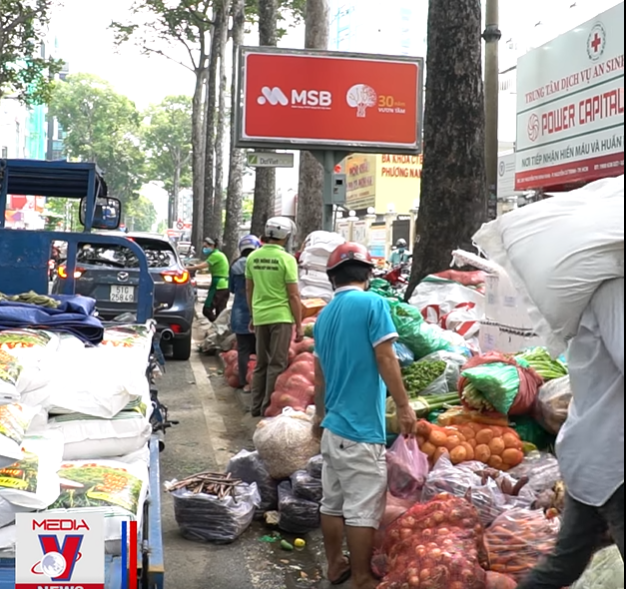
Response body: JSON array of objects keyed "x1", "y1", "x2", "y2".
[{"x1": 0, "y1": 438, "x2": 163, "y2": 589}]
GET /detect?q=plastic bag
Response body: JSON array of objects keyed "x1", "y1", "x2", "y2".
[
  {"x1": 473, "y1": 175, "x2": 624, "y2": 355},
  {"x1": 411, "y1": 350, "x2": 466, "y2": 396},
  {"x1": 290, "y1": 470, "x2": 323, "y2": 503},
  {"x1": 277, "y1": 481, "x2": 320, "y2": 535},
  {"x1": 0, "y1": 350, "x2": 21, "y2": 405},
  {"x1": 508, "y1": 451, "x2": 562, "y2": 494},
  {"x1": 422, "y1": 455, "x2": 533, "y2": 527},
  {"x1": 172, "y1": 482, "x2": 260, "y2": 544},
  {"x1": 393, "y1": 342, "x2": 414, "y2": 367},
  {"x1": 485, "y1": 507, "x2": 560, "y2": 581},
  {"x1": 306, "y1": 455, "x2": 323, "y2": 479},
  {"x1": 375, "y1": 493, "x2": 488, "y2": 588},
  {"x1": 388, "y1": 301, "x2": 466, "y2": 360},
  {"x1": 535, "y1": 376, "x2": 571, "y2": 435},
  {"x1": 459, "y1": 351, "x2": 543, "y2": 416},
  {"x1": 385, "y1": 436, "x2": 428, "y2": 502},
  {"x1": 226, "y1": 450, "x2": 278, "y2": 513},
  {"x1": 253, "y1": 409, "x2": 321, "y2": 480},
  {"x1": 572, "y1": 545, "x2": 624, "y2": 589}
]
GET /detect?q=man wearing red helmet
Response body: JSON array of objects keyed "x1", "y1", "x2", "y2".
[{"x1": 313, "y1": 242, "x2": 416, "y2": 589}]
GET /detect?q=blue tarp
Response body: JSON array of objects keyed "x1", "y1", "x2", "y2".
[{"x1": 0, "y1": 295, "x2": 104, "y2": 345}]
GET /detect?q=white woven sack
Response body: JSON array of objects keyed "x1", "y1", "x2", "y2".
[{"x1": 473, "y1": 175, "x2": 624, "y2": 355}]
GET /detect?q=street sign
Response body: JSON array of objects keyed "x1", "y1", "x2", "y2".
[
  {"x1": 237, "y1": 47, "x2": 424, "y2": 155},
  {"x1": 247, "y1": 152, "x2": 295, "y2": 168}
]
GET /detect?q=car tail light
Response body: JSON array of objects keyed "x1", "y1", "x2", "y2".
[
  {"x1": 170, "y1": 324, "x2": 182, "y2": 334},
  {"x1": 162, "y1": 270, "x2": 190, "y2": 285},
  {"x1": 58, "y1": 265, "x2": 85, "y2": 279}
]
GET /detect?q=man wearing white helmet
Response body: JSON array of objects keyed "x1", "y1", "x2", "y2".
[{"x1": 246, "y1": 217, "x2": 303, "y2": 417}]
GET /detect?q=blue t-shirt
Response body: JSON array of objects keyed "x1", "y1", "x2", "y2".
[{"x1": 314, "y1": 287, "x2": 398, "y2": 445}]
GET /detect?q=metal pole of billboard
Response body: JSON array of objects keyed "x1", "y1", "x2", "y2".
[
  {"x1": 313, "y1": 150, "x2": 348, "y2": 232},
  {"x1": 483, "y1": 0, "x2": 501, "y2": 220}
]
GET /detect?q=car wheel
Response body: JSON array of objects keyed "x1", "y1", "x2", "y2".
[{"x1": 172, "y1": 333, "x2": 192, "y2": 361}]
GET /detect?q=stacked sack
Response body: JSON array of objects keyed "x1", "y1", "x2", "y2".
[
  {"x1": 474, "y1": 174, "x2": 624, "y2": 356},
  {"x1": 299, "y1": 231, "x2": 346, "y2": 302},
  {"x1": 0, "y1": 323, "x2": 154, "y2": 556}
]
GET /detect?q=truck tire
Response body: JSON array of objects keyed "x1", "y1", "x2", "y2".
[{"x1": 172, "y1": 333, "x2": 192, "y2": 361}]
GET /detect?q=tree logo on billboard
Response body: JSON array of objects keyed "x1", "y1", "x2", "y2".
[
  {"x1": 527, "y1": 114, "x2": 540, "y2": 143},
  {"x1": 346, "y1": 84, "x2": 378, "y2": 118},
  {"x1": 258, "y1": 87, "x2": 289, "y2": 106},
  {"x1": 587, "y1": 22, "x2": 607, "y2": 62}
]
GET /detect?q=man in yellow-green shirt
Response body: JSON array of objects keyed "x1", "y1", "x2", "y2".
[
  {"x1": 188, "y1": 237, "x2": 230, "y2": 322},
  {"x1": 246, "y1": 217, "x2": 303, "y2": 417}
]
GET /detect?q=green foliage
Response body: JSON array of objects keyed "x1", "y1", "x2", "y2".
[
  {"x1": 43, "y1": 197, "x2": 79, "y2": 231},
  {"x1": 0, "y1": 0, "x2": 63, "y2": 104},
  {"x1": 245, "y1": 0, "x2": 306, "y2": 36},
  {"x1": 111, "y1": 0, "x2": 215, "y2": 72},
  {"x1": 124, "y1": 195, "x2": 157, "y2": 232},
  {"x1": 49, "y1": 73, "x2": 145, "y2": 203},
  {"x1": 142, "y1": 95, "x2": 193, "y2": 196}
]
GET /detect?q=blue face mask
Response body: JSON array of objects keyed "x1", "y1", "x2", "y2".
[{"x1": 203, "y1": 247, "x2": 213, "y2": 257}]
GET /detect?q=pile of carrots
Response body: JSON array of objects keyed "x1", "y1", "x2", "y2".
[{"x1": 415, "y1": 420, "x2": 525, "y2": 471}]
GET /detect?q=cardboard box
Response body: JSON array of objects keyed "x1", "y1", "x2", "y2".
[
  {"x1": 301, "y1": 298, "x2": 327, "y2": 319},
  {"x1": 484, "y1": 271, "x2": 535, "y2": 330},
  {"x1": 478, "y1": 320, "x2": 500, "y2": 353},
  {"x1": 479, "y1": 320, "x2": 544, "y2": 354}
]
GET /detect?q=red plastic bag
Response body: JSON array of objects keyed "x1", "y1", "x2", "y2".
[
  {"x1": 376, "y1": 493, "x2": 488, "y2": 588},
  {"x1": 386, "y1": 436, "x2": 428, "y2": 502}
]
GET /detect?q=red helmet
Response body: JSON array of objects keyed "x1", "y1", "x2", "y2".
[{"x1": 327, "y1": 242, "x2": 374, "y2": 271}]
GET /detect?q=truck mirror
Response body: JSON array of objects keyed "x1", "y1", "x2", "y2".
[{"x1": 80, "y1": 197, "x2": 122, "y2": 230}]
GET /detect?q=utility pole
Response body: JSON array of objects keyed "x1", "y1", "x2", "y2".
[{"x1": 483, "y1": 0, "x2": 501, "y2": 219}]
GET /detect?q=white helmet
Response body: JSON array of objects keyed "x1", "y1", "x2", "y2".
[{"x1": 265, "y1": 217, "x2": 295, "y2": 241}]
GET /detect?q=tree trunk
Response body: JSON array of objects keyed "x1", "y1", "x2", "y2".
[
  {"x1": 405, "y1": 0, "x2": 488, "y2": 301},
  {"x1": 295, "y1": 0, "x2": 330, "y2": 246},
  {"x1": 208, "y1": 0, "x2": 232, "y2": 239},
  {"x1": 202, "y1": 8, "x2": 224, "y2": 240},
  {"x1": 191, "y1": 68, "x2": 206, "y2": 250},
  {"x1": 172, "y1": 159, "x2": 181, "y2": 226},
  {"x1": 223, "y1": 0, "x2": 246, "y2": 261},
  {"x1": 250, "y1": 0, "x2": 278, "y2": 237}
]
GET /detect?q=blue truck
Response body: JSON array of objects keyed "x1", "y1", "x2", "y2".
[{"x1": 0, "y1": 159, "x2": 165, "y2": 589}]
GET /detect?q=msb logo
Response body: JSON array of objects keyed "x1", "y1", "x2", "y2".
[{"x1": 16, "y1": 514, "x2": 105, "y2": 589}]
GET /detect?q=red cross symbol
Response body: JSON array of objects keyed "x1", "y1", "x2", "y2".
[{"x1": 591, "y1": 32, "x2": 603, "y2": 53}]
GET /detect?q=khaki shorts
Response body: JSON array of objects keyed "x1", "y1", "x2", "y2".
[{"x1": 320, "y1": 429, "x2": 388, "y2": 529}]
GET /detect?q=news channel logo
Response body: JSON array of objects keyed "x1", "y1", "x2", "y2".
[{"x1": 16, "y1": 513, "x2": 105, "y2": 589}]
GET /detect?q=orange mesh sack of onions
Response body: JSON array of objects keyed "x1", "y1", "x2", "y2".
[{"x1": 375, "y1": 493, "x2": 489, "y2": 589}]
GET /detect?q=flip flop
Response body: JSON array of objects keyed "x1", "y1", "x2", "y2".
[{"x1": 329, "y1": 557, "x2": 351, "y2": 586}]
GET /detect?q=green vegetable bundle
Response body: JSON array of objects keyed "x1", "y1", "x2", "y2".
[
  {"x1": 402, "y1": 360, "x2": 447, "y2": 398},
  {"x1": 461, "y1": 362, "x2": 521, "y2": 415},
  {"x1": 0, "y1": 291, "x2": 60, "y2": 309},
  {"x1": 516, "y1": 348, "x2": 568, "y2": 381}
]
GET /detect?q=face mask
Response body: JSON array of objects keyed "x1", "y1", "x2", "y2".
[{"x1": 202, "y1": 247, "x2": 213, "y2": 256}]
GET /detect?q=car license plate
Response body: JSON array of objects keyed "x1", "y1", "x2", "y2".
[{"x1": 110, "y1": 285, "x2": 135, "y2": 303}]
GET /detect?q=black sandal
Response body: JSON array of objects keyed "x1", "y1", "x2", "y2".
[{"x1": 329, "y1": 557, "x2": 352, "y2": 586}]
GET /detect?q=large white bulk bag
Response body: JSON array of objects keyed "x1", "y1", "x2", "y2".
[{"x1": 473, "y1": 175, "x2": 624, "y2": 355}]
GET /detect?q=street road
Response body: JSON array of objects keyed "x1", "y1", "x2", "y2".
[{"x1": 158, "y1": 345, "x2": 332, "y2": 589}]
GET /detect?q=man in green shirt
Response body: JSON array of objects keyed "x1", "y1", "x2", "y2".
[
  {"x1": 246, "y1": 217, "x2": 303, "y2": 417},
  {"x1": 188, "y1": 237, "x2": 231, "y2": 322}
]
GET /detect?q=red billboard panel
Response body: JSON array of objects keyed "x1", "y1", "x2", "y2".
[{"x1": 237, "y1": 47, "x2": 424, "y2": 154}]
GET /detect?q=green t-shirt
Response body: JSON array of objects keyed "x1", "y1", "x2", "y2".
[
  {"x1": 245, "y1": 244, "x2": 299, "y2": 326},
  {"x1": 207, "y1": 250, "x2": 230, "y2": 290}
]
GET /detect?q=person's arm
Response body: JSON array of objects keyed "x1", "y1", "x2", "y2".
[
  {"x1": 287, "y1": 283, "x2": 303, "y2": 341},
  {"x1": 246, "y1": 279, "x2": 254, "y2": 317},
  {"x1": 313, "y1": 356, "x2": 326, "y2": 439},
  {"x1": 592, "y1": 278, "x2": 624, "y2": 376},
  {"x1": 369, "y1": 299, "x2": 416, "y2": 435},
  {"x1": 188, "y1": 260, "x2": 209, "y2": 272},
  {"x1": 284, "y1": 256, "x2": 303, "y2": 341}
]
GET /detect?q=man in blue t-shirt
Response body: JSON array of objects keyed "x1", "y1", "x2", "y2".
[{"x1": 313, "y1": 242, "x2": 416, "y2": 589}]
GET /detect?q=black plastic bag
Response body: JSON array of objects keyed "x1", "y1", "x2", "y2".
[
  {"x1": 172, "y1": 483, "x2": 260, "y2": 544},
  {"x1": 278, "y1": 481, "x2": 320, "y2": 535},
  {"x1": 291, "y1": 470, "x2": 323, "y2": 503},
  {"x1": 226, "y1": 450, "x2": 278, "y2": 512},
  {"x1": 306, "y1": 455, "x2": 323, "y2": 480}
]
